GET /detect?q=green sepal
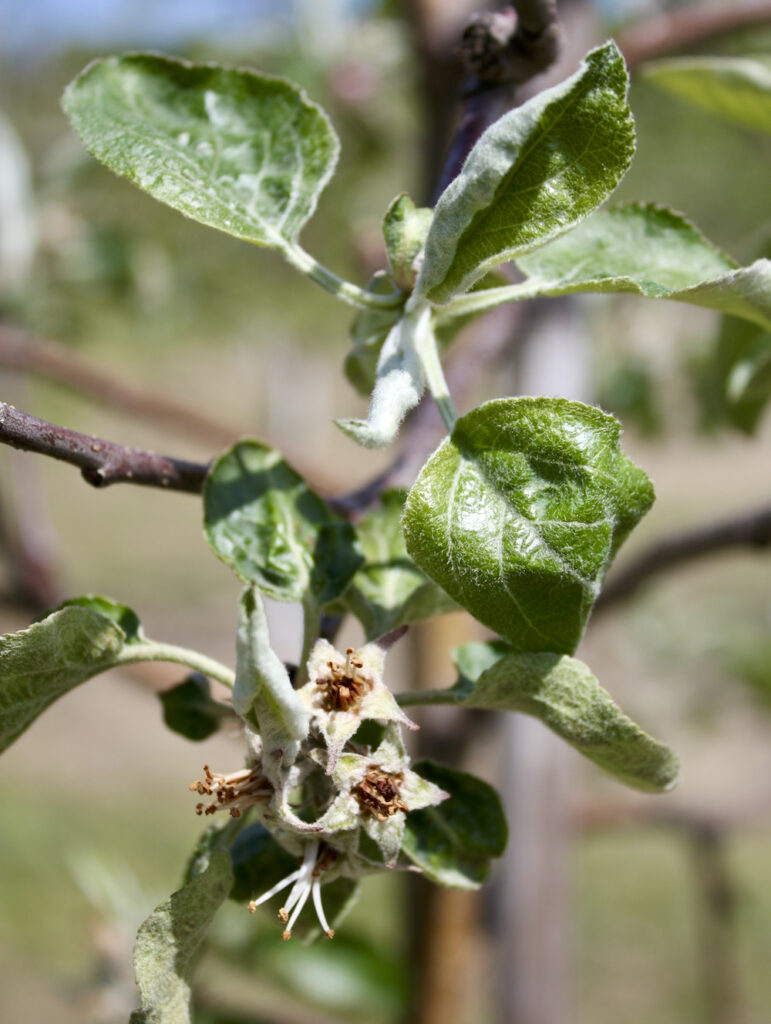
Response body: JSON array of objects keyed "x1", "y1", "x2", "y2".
[
  {"x1": 62, "y1": 54, "x2": 339, "y2": 251},
  {"x1": 403, "y1": 398, "x2": 654, "y2": 654},
  {"x1": 203, "y1": 440, "x2": 362, "y2": 606},
  {"x1": 401, "y1": 761, "x2": 508, "y2": 888}
]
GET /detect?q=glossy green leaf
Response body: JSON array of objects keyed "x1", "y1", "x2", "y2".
[
  {"x1": 130, "y1": 849, "x2": 232, "y2": 1024},
  {"x1": 203, "y1": 441, "x2": 362, "y2": 605},
  {"x1": 447, "y1": 642, "x2": 678, "y2": 792},
  {"x1": 401, "y1": 761, "x2": 507, "y2": 888},
  {"x1": 0, "y1": 599, "x2": 133, "y2": 754},
  {"x1": 62, "y1": 54, "x2": 338, "y2": 251},
  {"x1": 514, "y1": 205, "x2": 771, "y2": 330},
  {"x1": 235, "y1": 586, "x2": 310, "y2": 756},
  {"x1": 643, "y1": 55, "x2": 771, "y2": 135},
  {"x1": 416, "y1": 41, "x2": 635, "y2": 304},
  {"x1": 159, "y1": 673, "x2": 235, "y2": 742},
  {"x1": 403, "y1": 398, "x2": 654, "y2": 654},
  {"x1": 340, "y1": 491, "x2": 457, "y2": 640},
  {"x1": 383, "y1": 193, "x2": 433, "y2": 290}
]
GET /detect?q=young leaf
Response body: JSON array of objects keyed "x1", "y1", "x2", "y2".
[
  {"x1": 401, "y1": 762, "x2": 508, "y2": 888},
  {"x1": 130, "y1": 849, "x2": 233, "y2": 1024},
  {"x1": 159, "y1": 674, "x2": 235, "y2": 742},
  {"x1": 345, "y1": 276, "x2": 403, "y2": 396},
  {"x1": 62, "y1": 54, "x2": 338, "y2": 252},
  {"x1": 383, "y1": 193, "x2": 433, "y2": 290},
  {"x1": 447, "y1": 643, "x2": 679, "y2": 793},
  {"x1": 340, "y1": 490, "x2": 457, "y2": 640},
  {"x1": 204, "y1": 440, "x2": 362, "y2": 606},
  {"x1": 416, "y1": 41, "x2": 635, "y2": 304},
  {"x1": 235, "y1": 586, "x2": 310, "y2": 758},
  {"x1": 643, "y1": 55, "x2": 771, "y2": 135},
  {"x1": 513, "y1": 205, "x2": 771, "y2": 331},
  {"x1": 403, "y1": 398, "x2": 654, "y2": 654},
  {"x1": 0, "y1": 600, "x2": 131, "y2": 754},
  {"x1": 337, "y1": 303, "x2": 430, "y2": 449}
]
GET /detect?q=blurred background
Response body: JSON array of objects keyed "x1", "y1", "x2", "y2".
[{"x1": 0, "y1": 1, "x2": 769, "y2": 1023}]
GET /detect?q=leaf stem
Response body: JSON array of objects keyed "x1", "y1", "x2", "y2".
[
  {"x1": 116, "y1": 642, "x2": 235, "y2": 689},
  {"x1": 436, "y1": 281, "x2": 544, "y2": 322},
  {"x1": 415, "y1": 312, "x2": 458, "y2": 433},
  {"x1": 283, "y1": 244, "x2": 404, "y2": 311},
  {"x1": 397, "y1": 688, "x2": 461, "y2": 708}
]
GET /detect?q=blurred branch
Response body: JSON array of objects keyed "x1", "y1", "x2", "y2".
[
  {"x1": 0, "y1": 402, "x2": 209, "y2": 493},
  {"x1": 0, "y1": 323, "x2": 239, "y2": 447},
  {"x1": 595, "y1": 504, "x2": 771, "y2": 612},
  {"x1": 435, "y1": 1, "x2": 560, "y2": 197},
  {"x1": 619, "y1": 1, "x2": 771, "y2": 69}
]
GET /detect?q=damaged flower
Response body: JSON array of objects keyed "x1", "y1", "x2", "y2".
[{"x1": 298, "y1": 635, "x2": 417, "y2": 771}]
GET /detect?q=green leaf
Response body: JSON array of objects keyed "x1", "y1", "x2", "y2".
[
  {"x1": 416, "y1": 41, "x2": 635, "y2": 304},
  {"x1": 448, "y1": 643, "x2": 679, "y2": 792},
  {"x1": 643, "y1": 55, "x2": 771, "y2": 135},
  {"x1": 62, "y1": 54, "x2": 338, "y2": 252},
  {"x1": 401, "y1": 762, "x2": 507, "y2": 888},
  {"x1": 58, "y1": 593, "x2": 144, "y2": 643},
  {"x1": 203, "y1": 441, "x2": 362, "y2": 605},
  {"x1": 403, "y1": 398, "x2": 654, "y2": 654},
  {"x1": 383, "y1": 193, "x2": 433, "y2": 290},
  {"x1": 235, "y1": 586, "x2": 310, "y2": 756},
  {"x1": 340, "y1": 491, "x2": 457, "y2": 640},
  {"x1": 130, "y1": 849, "x2": 233, "y2": 1024},
  {"x1": 0, "y1": 600, "x2": 132, "y2": 754},
  {"x1": 514, "y1": 204, "x2": 771, "y2": 331},
  {"x1": 159, "y1": 674, "x2": 235, "y2": 742}
]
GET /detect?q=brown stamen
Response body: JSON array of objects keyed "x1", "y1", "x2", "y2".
[
  {"x1": 315, "y1": 651, "x2": 373, "y2": 713},
  {"x1": 188, "y1": 764, "x2": 273, "y2": 817},
  {"x1": 354, "y1": 767, "x2": 408, "y2": 821}
]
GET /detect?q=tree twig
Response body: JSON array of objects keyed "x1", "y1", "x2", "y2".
[
  {"x1": 0, "y1": 323, "x2": 239, "y2": 447},
  {"x1": 0, "y1": 402, "x2": 209, "y2": 493},
  {"x1": 618, "y1": 1, "x2": 771, "y2": 70},
  {"x1": 435, "y1": 0, "x2": 560, "y2": 198},
  {"x1": 595, "y1": 504, "x2": 771, "y2": 611}
]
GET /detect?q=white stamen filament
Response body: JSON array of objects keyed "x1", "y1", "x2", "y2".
[
  {"x1": 248, "y1": 869, "x2": 302, "y2": 911},
  {"x1": 312, "y1": 878, "x2": 334, "y2": 938}
]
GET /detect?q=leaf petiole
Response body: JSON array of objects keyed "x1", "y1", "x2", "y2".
[
  {"x1": 115, "y1": 643, "x2": 235, "y2": 690},
  {"x1": 436, "y1": 281, "x2": 543, "y2": 323},
  {"x1": 413, "y1": 309, "x2": 458, "y2": 433},
  {"x1": 283, "y1": 243, "x2": 405, "y2": 312}
]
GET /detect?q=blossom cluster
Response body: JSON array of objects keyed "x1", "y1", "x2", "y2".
[{"x1": 190, "y1": 625, "x2": 446, "y2": 940}]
